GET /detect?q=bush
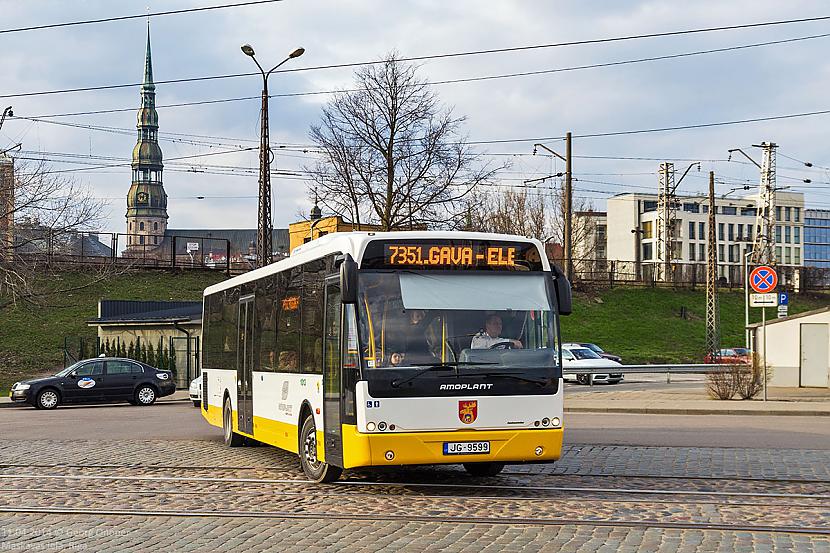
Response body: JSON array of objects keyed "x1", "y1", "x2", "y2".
[{"x1": 706, "y1": 368, "x2": 736, "y2": 400}]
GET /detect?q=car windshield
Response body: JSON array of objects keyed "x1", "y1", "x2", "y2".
[
  {"x1": 584, "y1": 343, "x2": 604, "y2": 353},
  {"x1": 569, "y1": 348, "x2": 602, "y2": 360},
  {"x1": 357, "y1": 272, "x2": 558, "y2": 370},
  {"x1": 55, "y1": 362, "x2": 82, "y2": 377},
  {"x1": 733, "y1": 348, "x2": 750, "y2": 355}
]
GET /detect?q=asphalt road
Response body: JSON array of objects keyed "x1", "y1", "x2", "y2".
[{"x1": 2, "y1": 398, "x2": 828, "y2": 449}]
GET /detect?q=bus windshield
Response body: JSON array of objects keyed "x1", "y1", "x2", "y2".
[{"x1": 357, "y1": 272, "x2": 558, "y2": 371}]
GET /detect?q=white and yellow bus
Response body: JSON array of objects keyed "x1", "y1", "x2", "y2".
[{"x1": 200, "y1": 231, "x2": 571, "y2": 482}]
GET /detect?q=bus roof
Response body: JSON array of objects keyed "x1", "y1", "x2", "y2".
[{"x1": 203, "y1": 231, "x2": 550, "y2": 296}]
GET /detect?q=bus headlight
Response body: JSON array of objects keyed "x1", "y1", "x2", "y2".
[
  {"x1": 551, "y1": 417, "x2": 561, "y2": 427},
  {"x1": 378, "y1": 421, "x2": 387, "y2": 431},
  {"x1": 366, "y1": 422, "x2": 376, "y2": 432},
  {"x1": 542, "y1": 418, "x2": 550, "y2": 426}
]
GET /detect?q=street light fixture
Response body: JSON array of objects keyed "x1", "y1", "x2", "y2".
[{"x1": 241, "y1": 44, "x2": 305, "y2": 268}]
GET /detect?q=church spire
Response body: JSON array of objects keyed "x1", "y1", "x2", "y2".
[{"x1": 142, "y1": 23, "x2": 154, "y2": 91}]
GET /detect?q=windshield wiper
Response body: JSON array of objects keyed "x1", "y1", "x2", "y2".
[
  {"x1": 390, "y1": 362, "x2": 497, "y2": 388},
  {"x1": 471, "y1": 371, "x2": 549, "y2": 386}
]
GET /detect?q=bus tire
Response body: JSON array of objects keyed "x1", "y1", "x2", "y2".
[
  {"x1": 299, "y1": 414, "x2": 342, "y2": 483},
  {"x1": 223, "y1": 397, "x2": 245, "y2": 447},
  {"x1": 463, "y1": 462, "x2": 505, "y2": 477}
]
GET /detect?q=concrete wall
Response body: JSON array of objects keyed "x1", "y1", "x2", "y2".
[{"x1": 753, "y1": 310, "x2": 830, "y2": 388}]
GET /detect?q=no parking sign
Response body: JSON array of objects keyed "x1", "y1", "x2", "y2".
[{"x1": 749, "y1": 266, "x2": 778, "y2": 294}]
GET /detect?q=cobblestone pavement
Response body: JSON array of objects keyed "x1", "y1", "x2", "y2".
[{"x1": 0, "y1": 440, "x2": 827, "y2": 551}]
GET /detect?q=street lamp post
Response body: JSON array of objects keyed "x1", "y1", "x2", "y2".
[{"x1": 241, "y1": 44, "x2": 304, "y2": 268}]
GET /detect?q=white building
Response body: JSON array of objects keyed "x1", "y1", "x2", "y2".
[
  {"x1": 750, "y1": 306, "x2": 830, "y2": 388},
  {"x1": 605, "y1": 191, "x2": 805, "y2": 283}
]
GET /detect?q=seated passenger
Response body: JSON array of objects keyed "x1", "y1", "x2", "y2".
[{"x1": 471, "y1": 314, "x2": 523, "y2": 349}]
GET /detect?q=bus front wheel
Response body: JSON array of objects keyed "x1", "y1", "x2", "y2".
[
  {"x1": 223, "y1": 397, "x2": 245, "y2": 447},
  {"x1": 299, "y1": 414, "x2": 342, "y2": 483}
]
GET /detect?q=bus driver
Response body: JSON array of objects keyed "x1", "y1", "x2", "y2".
[{"x1": 471, "y1": 314, "x2": 523, "y2": 349}]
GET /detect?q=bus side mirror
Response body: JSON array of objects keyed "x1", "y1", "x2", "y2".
[
  {"x1": 551, "y1": 266, "x2": 572, "y2": 315},
  {"x1": 341, "y1": 254, "x2": 358, "y2": 304}
]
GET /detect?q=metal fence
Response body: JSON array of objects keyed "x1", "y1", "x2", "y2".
[
  {"x1": 569, "y1": 258, "x2": 829, "y2": 291},
  {"x1": 9, "y1": 229, "x2": 235, "y2": 274}
]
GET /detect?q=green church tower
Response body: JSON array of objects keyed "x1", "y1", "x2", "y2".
[{"x1": 126, "y1": 26, "x2": 168, "y2": 250}]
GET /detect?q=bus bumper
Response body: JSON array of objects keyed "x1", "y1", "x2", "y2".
[{"x1": 340, "y1": 425, "x2": 563, "y2": 468}]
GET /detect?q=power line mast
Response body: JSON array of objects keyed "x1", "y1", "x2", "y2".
[
  {"x1": 705, "y1": 170, "x2": 720, "y2": 358},
  {"x1": 751, "y1": 142, "x2": 777, "y2": 265},
  {"x1": 656, "y1": 162, "x2": 677, "y2": 282}
]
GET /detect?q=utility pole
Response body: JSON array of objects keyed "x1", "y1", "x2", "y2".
[
  {"x1": 0, "y1": 107, "x2": 12, "y2": 131},
  {"x1": 656, "y1": 162, "x2": 676, "y2": 282},
  {"x1": 727, "y1": 142, "x2": 777, "y2": 266},
  {"x1": 705, "y1": 171, "x2": 721, "y2": 359},
  {"x1": 563, "y1": 132, "x2": 573, "y2": 281},
  {"x1": 533, "y1": 132, "x2": 572, "y2": 280},
  {"x1": 240, "y1": 45, "x2": 305, "y2": 268},
  {"x1": 752, "y1": 142, "x2": 777, "y2": 265}
]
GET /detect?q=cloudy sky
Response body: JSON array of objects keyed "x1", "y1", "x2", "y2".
[{"x1": 2, "y1": 0, "x2": 830, "y2": 233}]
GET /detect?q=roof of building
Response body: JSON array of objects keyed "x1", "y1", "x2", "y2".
[
  {"x1": 747, "y1": 305, "x2": 830, "y2": 329},
  {"x1": 88, "y1": 300, "x2": 202, "y2": 325}
]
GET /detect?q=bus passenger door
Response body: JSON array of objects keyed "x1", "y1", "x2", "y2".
[
  {"x1": 237, "y1": 295, "x2": 255, "y2": 435},
  {"x1": 323, "y1": 279, "x2": 344, "y2": 467}
]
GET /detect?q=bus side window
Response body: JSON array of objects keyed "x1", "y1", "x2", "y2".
[
  {"x1": 302, "y1": 259, "x2": 326, "y2": 375},
  {"x1": 276, "y1": 269, "x2": 301, "y2": 373},
  {"x1": 256, "y1": 274, "x2": 280, "y2": 373}
]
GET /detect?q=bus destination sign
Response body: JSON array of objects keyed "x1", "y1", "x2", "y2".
[
  {"x1": 388, "y1": 244, "x2": 516, "y2": 267},
  {"x1": 362, "y1": 239, "x2": 544, "y2": 271}
]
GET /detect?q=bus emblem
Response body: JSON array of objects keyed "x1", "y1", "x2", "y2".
[{"x1": 458, "y1": 401, "x2": 478, "y2": 424}]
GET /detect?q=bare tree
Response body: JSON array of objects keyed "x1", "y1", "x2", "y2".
[
  {"x1": 1, "y1": 159, "x2": 107, "y2": 306},
  {"x1": 307, "y1": 53, "x2": 499, "y2": 230}
]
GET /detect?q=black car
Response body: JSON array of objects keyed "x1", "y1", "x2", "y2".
[
  {"x1": 9, "y1": 357, "x2": 175, "y2": 409},
  {"x1": 576, "y1": 343, "x2": 622, "y2": 364}
]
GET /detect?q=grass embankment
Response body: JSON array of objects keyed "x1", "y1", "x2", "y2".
[
  {"x1": 564, "y1": 287, "x2": 829, "y2": 364},
  {"x1": 1, "y1": 270, "x2": 828, "y2": 389},
  {"x1": 0, "y1": 270, "x2": 226, "y2": 392}
]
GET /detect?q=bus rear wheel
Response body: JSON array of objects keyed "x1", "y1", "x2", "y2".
[
  {"x1": 223, "y1": 397, "x2": 245, "y2": 447},
  {"x1": 299, "y1": 414, "x2": 342, "y2": 483},
  {"x1": 463, "y1": 462, "x2": 505, "y2": 477}
]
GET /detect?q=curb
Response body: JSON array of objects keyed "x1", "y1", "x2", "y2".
[
  {"x1": 565, "y1": 406, "x2": 830, "y2": 417},
  {"x1": 0, "y1": 396, "x2": 190, "y2": 409}
]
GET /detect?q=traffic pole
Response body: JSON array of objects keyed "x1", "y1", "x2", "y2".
[{"x1": 762, "y1": 307, "x2": 767, "y2": 402}]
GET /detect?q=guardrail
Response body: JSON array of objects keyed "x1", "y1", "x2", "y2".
[
  {"x1": 562, "y1": 363, "x2": 738, "y2": 386},
  {"x1": 563, "y1": 364, "x2": 734, "y2": 375}
]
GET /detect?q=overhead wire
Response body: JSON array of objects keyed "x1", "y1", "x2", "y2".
[
  {"x1": 5, "y1": 23, "x2": 830, "y2": 101},
  {"x1": 0, "y1": 0, "x2": 286, "y2": 35}
]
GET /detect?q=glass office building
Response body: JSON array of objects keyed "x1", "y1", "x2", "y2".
[{"x1": 805, "y1": 209, "x2": 830, "y2": 269}]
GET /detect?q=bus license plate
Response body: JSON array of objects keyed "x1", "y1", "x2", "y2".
[{"x1": 443, "y1": 441, "x2": 490, "y2": 455}]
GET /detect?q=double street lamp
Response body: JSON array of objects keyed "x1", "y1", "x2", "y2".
[{"x1": 241, "y1": 44, "x2": 304, "y2": 268}]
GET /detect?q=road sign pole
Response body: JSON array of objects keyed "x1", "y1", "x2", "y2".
[
  {"x1": 744, "y1": 254, "x2": 750, "y2": 348},
  {"x1": 762, "y1": 307, "x2": 767, "y2": 402}
]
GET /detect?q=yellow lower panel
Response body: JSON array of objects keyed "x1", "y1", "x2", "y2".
[
  {"x1": 202, "y1": 403, "x2": 223, "y2": 428},
  {"x1": 203, "y1": 407, "x2": 326, "y2": 463},
  {"x1": 341, "y1": 425, "x2": 563, "y2": 468}
]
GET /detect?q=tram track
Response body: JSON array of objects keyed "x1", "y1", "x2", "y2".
[
  {"x1": 0, "y1": 472, "x2": 826, "y2": 500},
  {"x1": 0, "y1": 505, "x2": 827, "y2": 536},
  {"x1": 0, "y1": 485, "x2": 823, "y2": 509},
  {"x1": 1, "y1": 462, "x2": 828, "y2": 485}
]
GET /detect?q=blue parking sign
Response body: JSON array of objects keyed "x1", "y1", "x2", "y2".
[{"x1": 779, "y1": 292, "x2": 789, "y2": 306}]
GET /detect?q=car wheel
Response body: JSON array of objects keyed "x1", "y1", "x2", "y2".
[
  {"x1": 223, "y1": 397, "x2": 245, "y2": 447},
  {"x1": 463, "y1": 462, "x2": 505, "y2": 477},
  {"x1": 576, "y1": 375, "x2": 590, "y2": 385},
  {"x1": 134, "y1": 385, "x2": 157, "y2": 406},
  {"x1": 192, "y1": 400, "x2": 201, "y2": 408},
  {"x1": 36, "y1": 389, "x2": 60, "y2": 410},
  {"x1": 299, "y1": 413, "x2": 342, "y2": 483}
]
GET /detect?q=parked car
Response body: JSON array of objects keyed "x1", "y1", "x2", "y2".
[
  {"x1": 189, "y1": 376, "x2": 202, "y2": 408},
  {"x1": 704, "y1": 348, "x2": 752, "y2": 364},
  {"x1": 9, "y1": 357, "x2": 175, "y2": 409},
  {"x1": 571, "y1": 342, "x2": 622, "y2": 364},
  {"x1": 562, "y1": 344, "x2": 624, "y2": 384}
]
